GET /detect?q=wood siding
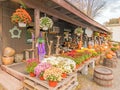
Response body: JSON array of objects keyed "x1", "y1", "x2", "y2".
[
  {"x1": 1, "y1": 2, "x2": 31, "y2": 61},
  {"x1": 0, "y1": 2, "x2": 3, "y2": 64}
]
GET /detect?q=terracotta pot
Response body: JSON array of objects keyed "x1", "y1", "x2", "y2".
[
  {"x1": 2, "y1": 56, "x2": 14, "y2": 65},
  {"x1": 29, "y1": 72, "x2": 36, "y2": 77},
  {"x1": 39, "y1": 76, "x2": 44, "y2": 80},
  {"x1": 3, "y1": 47, "x2": 15, "y2": 57},
  {"x1": 61, "y1": 73, "x2": 67, "y2": 78},
  {"x1": 76, "y1": 64, "x2": 80, "y2": 69},
  {"x1": 49, "y1": 81, "x2": 57, "y2": 87}
]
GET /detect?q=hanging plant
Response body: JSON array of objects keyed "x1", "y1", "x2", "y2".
[
  {"x1": 40, "y1": 16, "x2": 53, "y2": 30},
  {"x1": 74, "y1": 27, "x2": 83, "y2": 36},
  {"x1": 11, "y1": 7, "x2": 32, "y2": 26},
  {"x1": 94, "y1": 32, "x2": 100, "y2": 36}
]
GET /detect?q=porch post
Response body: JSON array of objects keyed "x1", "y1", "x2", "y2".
[
  {"x1": 34, "y1": 8, "x2": 40, "y2": 59},
  {"x1": 0, "y1": 2, "x2": 3, "y2": 64}
]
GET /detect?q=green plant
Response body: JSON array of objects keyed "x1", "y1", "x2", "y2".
[
  {"x1": 113, "y1": 43, "x2": 118, "y2": 47},
  {"x1": 94, "y1": 32, "x2": 99, "y2": 36},
  {"x1": 26, "y1": 58, "x2": 38, "y2": 73},
  {"x1": 39, "y1": 71, "x2": 44, "y2": 77},
  {"x1": 40, "y1": 16, "x2": 53, "y2": 30},
  {"x1": 74, "y1": 27, "x2": 83, "y2": 36},
  {"x1": 111, "y1": 47, "x2": 117, "y2": 52},
  {"x1": 47, "y1": 74, "x2": 59, "y2": 81}
]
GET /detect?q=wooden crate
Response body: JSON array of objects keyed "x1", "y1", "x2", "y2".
[{"x1": 23, "y1": 72, "x2": 78, "y2": 90}]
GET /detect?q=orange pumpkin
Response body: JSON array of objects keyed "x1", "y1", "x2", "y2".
[
  {"x1": 88, "y1": 44, "x2": 92, "y2": 49},
  {"x1": 109, "y1": 51, "x2": 114, "y2": 55},
  {"x1": 106, "y1": 54, "x2": 112, "y2": 59}
]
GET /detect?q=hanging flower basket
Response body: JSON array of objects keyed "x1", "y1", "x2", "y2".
[
  {"x1": 11, "y1": 7, "x2": 32, "y2": 27},
  {"x1": 40, "y1": 16, "x2": 53, "y2": 30},
  {"x1": 74, "y1": 27, "x2": 83, "y2": 36},
  {"x1": 94, "y1": 32, "x2": 100, "y2": 37}
]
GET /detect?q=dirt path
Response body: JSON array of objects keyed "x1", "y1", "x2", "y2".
[{"x1": 74, "y1": 58, "x2": 120, "y2": 90}]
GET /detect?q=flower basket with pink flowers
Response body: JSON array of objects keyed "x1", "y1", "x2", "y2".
[
  {"x1": 34, "y1": 62, "x2": 51, "y2": 77},
  {"x1": 26, "y1": 58, "x2": 39, "y2": 76}
]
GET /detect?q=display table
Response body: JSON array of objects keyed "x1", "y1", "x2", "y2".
[{"x1": 23, "y1": 73, "x2": 78, "y2": 90}]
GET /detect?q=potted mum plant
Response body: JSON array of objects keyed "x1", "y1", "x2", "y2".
[
  {"x1": 40, "y1": 16, "x2": 53, "y2": 30},
  {"x1": 11, "y1": 7, "x2": 32, "y2": 27},
  {"x1": 43, "y1": 66, "x2": 63, "y2": 87},
  {"x1": 34, "y1": 62, "x2": 51, "y2": 80},
  {"x1": 26, "y1": 58, "x2": 39, "y2": 77}
]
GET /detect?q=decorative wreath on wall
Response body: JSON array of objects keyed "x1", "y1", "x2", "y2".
[{"x1": 9, "y1": 26, "x2": 22, "y2": 39}]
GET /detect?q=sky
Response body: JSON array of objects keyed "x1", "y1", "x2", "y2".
[{"x1": 94, "y1": 0, "x2": 120, "y2": 24}]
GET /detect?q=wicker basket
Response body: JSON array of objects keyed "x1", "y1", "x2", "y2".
[{"x1": 2, "y1": 56, "x2": 14, "y2": 65}]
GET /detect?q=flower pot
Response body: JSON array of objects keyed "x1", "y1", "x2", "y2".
[
  {"x1": 39, "y1": 76, "x2": 44, "y2": 80},
  {"x1": 2, "y1": 56, "x2": 14, "y2": 65},
  {"x1": 61, "y1": 73, "x2": 67, "y2": 78},
  {"x1": 76, "y1": 64, "x2": 81, "y2": 69},
  {"x1": 29, "y1": 72, "x2": 36, "y2": 77},
  {"x1": 49, "y1": 81, "x2": 57, "y2": 87},
  {"x1": 18, "y1": 22, "x2": 26, "y2": 27}
]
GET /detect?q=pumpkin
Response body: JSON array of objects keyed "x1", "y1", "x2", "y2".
[
  {"x1": 3, "y1": 47, "x2": 15, "y2": 57},
  {"x1": 78, "y1": 41, "x2": 82, "y2": 49},
  {"x1": 109, "y1": 51, "x2": 114, "y2": 55},
  {"x1": 106, "y1": 54, "x2": 112, "y2": 59},
  {"x1": 88, "y1": 44, "x2": 92, "y2": 49}
]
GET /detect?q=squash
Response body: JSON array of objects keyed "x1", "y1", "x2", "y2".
[
  {"x1": 3, "y1": 47, "x2": 15, "y2": 57},
  {"x1": 88, "y1": 44, "x2": 92, "y2": 49},
  {"x1": 106, "y1": 54, "x2": 112, "y2": 59}
]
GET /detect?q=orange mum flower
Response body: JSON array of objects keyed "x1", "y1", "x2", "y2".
[{"x1": 11, "y1": 8, "x2": 32, "y2": 24}]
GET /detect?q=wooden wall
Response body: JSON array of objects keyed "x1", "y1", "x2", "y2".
[
  {"x1": 0, "y1": 1, "x2": 75, "y2": 63},
  {"x1": 1, "y1": 1, "x2": 31, "y2": 61},
  {"x1": 0, "y1": 2, "x2": 3, "y2": 64}
]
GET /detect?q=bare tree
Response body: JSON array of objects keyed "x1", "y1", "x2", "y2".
[{"x1": 66, "y1": 0, "x2": 106, "y2": 18}]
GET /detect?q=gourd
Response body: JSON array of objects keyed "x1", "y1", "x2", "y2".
[
  {"x1": 106, "y1": 54, "x2": 112, "y2": 59},
  {"x1": 3, "y1": 47, "x2": 15, "y2": 57}
]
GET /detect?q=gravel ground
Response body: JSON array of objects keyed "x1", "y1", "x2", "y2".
[{"x1": 73, "y1": 58, "x2": 120, "y2": 90}]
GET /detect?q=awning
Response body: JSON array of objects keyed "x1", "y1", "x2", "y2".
[{"x1": 11, "y1": 0, "x2": 110, "y2": 33}]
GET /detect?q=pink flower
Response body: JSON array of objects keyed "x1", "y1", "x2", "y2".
[{"x1": 34, "y1": 62, "x2": 51, "y2": 77}]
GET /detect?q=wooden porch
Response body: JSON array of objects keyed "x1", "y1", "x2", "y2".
[{"x1": 0, "y1": 68, "x2": 23, "y2": 90}]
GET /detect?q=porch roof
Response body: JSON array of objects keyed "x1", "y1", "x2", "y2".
[{"x1": 11, "y1": 0, "x2": 110, "y2": 34}]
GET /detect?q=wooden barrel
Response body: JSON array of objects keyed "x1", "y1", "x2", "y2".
[
  {"x1": 93, "y1": 66, "x2": 113, "y2": 87},
  {"x1": 103, "y1": 58, "x2": 117, "y2": 68}
]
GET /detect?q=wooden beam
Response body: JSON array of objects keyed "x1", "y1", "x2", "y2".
[
  {"x1": 0, "y1": 2, "x2": 2, "y2": 64},
  {"x1": 34, "y1": 8, "x2": 40, "y2": 38},
  {"x1": 51, "y1": 0, "x2": 109, "y2": 32},
  {"x1": 22, "y1": 0, "x2": 87, "y2": 28},
  {"x1": 51, "y1": 5, "x2": 60, "y2": 9},
  {"x1": 34, "y1": 8, "x2": 40, "y2": 59}
]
